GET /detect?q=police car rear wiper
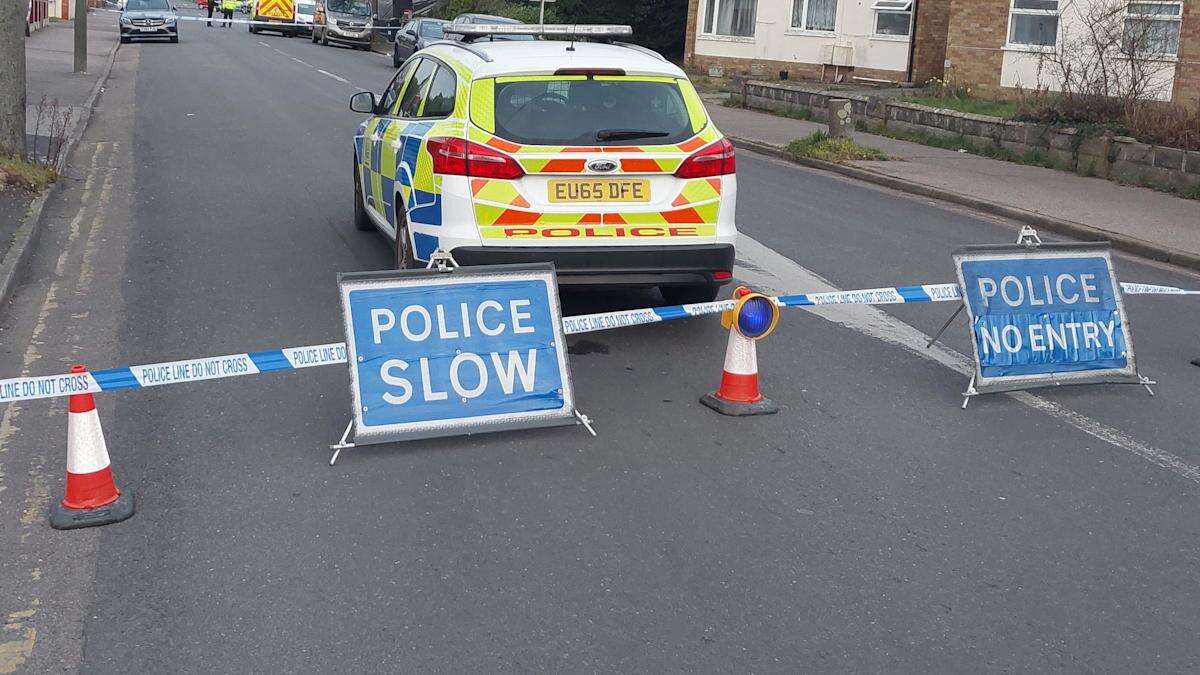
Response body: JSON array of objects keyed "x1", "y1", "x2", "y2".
[{"x1": 595, "y1": 129, "x2": 670, "y2": 141}]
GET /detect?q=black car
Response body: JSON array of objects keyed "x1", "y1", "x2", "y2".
[
  {"x1": 119, "y1": 0, "x2": 179, "y2": 43},
  {"x1": 445, "y1": 13, "x2": 535, "y2": 42},
  {"x1": 392, "y1": 18, "x2": 447, "y2": 67}
]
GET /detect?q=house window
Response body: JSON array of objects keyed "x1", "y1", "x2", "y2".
[
  {"x1": 1008, "y1": 0, "x2": 1059, "y2": 47},
  {"x1": 872, "y1": 0, "x2": 912, "y2": 36},
  {"x1": 791, "y1": 0, "x2": 837, "y2": 32},
  {"x1": 703, "y1": 0, "x2": 757, "y2": 37},
  {"x1": 1124, "y1": 1, "x2": 1182, "y2": 56}
]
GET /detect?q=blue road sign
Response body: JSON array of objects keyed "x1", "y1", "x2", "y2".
[
  {"x1": 338, "y1": 264, "x2": 575, "y2": 444},
  {"x1": 953, "y1": 243, "x2": 1143, "y2": 394}
]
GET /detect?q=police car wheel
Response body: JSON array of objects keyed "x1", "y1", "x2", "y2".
[
  {"x1": 660, "y1": 285, "x2": 720, "y2": 305},
  {"x1": 353, "y1": 160, "x2": 372, "y2": 231}
]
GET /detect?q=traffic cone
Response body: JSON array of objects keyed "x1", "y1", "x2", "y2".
[
  {"x1": 49, "y1": 365, "x2": 134, "y2": 530},
  {"x1": 700, "y1": 315, "x2": 779, "y2": 416}
]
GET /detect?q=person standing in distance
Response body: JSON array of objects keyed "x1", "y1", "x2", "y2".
[
  {"x1": 220, "y1": 0, "x2": 236, "y2": 26},
  {"x1": 206, "y1": 0, "x2": 215, "y2": 26}
]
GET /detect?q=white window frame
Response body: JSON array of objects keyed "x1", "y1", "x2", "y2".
[
  {"x1": 1006, "y1": 0, "x2": 1061, "y2": 51},
  {"x1": 1123, "y1": 0, "x2": 1183, "y2": 58},
  {"x1": 700, "y1": 0, "x2": 758, "y2": 38},
  {"x1": 871, "y1": 0, "x2": 912, "y2": 39},
  {"x1": 790, "y1": 0, "x2": 838, "y2": 33}
]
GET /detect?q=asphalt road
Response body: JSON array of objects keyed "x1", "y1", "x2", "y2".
[{"x1": 2, "y1": 12, "x2": 1200, "y2": 672}]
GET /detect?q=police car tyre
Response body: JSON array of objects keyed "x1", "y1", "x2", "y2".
[
  {"x1": 353, "y1": 159, "x2": 372, "y2": 231},
  {"x1": 660, "y1": 285, "x2": 721, "y2": 305}
]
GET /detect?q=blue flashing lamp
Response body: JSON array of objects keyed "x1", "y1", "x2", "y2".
[{"x1": 737, "y1": 296, "x2": 776, "y2": 339}]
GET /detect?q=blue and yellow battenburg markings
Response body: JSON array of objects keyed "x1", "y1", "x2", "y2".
[{"x1": 357, "y1": 65, "x2": 732, "y2": 253}]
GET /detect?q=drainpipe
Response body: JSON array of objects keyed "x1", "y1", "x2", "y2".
[{"x1": 905, "y1": 0, "x2": 921, "y2": 84}]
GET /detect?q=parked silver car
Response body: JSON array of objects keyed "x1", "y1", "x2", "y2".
[{"x1": 119, "y1": 0, "x2": 179, "y2": 43}]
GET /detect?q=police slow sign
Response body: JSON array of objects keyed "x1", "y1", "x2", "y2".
[
  {"x1": 338, "y1": 264, "x2": 576, "y2": 444},
  {"x1": 954, "y1": 242, "x2": 1144, "y2": 395}
]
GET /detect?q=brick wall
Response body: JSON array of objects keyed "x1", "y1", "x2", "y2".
[
  {"x1": 684, "y1": 0, "x2": 700, "y2": 66},
  {"x1": 944, "y1": 0, "x2": 1009, "y2": 91},
  {"x1": 1174, "y1": 0, "x2": 1200, "y2": 107},
  {"x1": 911, "y1": 0, "x2": 951, "y2": 84}
]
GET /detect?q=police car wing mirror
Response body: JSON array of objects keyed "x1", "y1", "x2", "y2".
[{"x1": 349, "y1": 91, "x2": 377, "y2": 114}]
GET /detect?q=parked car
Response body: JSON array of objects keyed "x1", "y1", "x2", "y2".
[
  {"x1": 445, "y1": 13, "x2": 534, "y2": 41},
  {"x1": 295, "y1": 0, "x2": 315, "y2": 34},
  {"x1": 312, "y1": 0, "x2": 373, "y2": 49},
  {"x1": 119, "y1": 0, "x2": 179, "y2": 43},
  {"x1": 348, "y1": 25, "x2": 736, "y2": 302},
  {"x1": 392, "y1": 17, "x2": 446, "y2": 67}
]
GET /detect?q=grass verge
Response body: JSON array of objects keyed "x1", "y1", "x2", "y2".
[
  {"x1": 786, "y1": 132, "x2": 889, "y2": 162},
  {"x1": 0, "y1": 156, "x2": 58, "y2": 192}
]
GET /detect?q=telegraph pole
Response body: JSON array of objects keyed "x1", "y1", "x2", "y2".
[
  {"x1": 75, "y1": 0, "x2": 88, "y2": 72},
  {"x1": 0, "y1": 0, "x2": 28, "y2": 158}
]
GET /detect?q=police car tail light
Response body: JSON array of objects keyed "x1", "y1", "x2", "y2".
[
  {"x1": 673, "y1": 138, "x2": 736, "y2": 179},
  {"x1": 428, "y1": 137, "x2": 524, "y2": 180}
]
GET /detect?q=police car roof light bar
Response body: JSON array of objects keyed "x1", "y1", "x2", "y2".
[{"x1": 445, "y1": 23, "x2": 634, "y2": 39}]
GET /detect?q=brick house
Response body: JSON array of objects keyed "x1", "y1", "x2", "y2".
[
  {"x1": 943, "y1": 0, "x2": 1200, "y2": 106},
  {"x1": 685, "y1": 0, "x2": 1198, "y2": 106},
  {"x1": 684, "y1": 0, "x2": 953, "y2": 85}
]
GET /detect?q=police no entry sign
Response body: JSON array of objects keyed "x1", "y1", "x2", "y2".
[
  {"x1": 338, "y1": 264, "x2": 576, "y2": 445},
  {"x1": 953, "y1": 242, "x2": 1144, "y2": 395}
]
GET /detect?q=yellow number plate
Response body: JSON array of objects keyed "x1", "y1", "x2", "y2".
[{"x1": 547, "y1": 179, "x2": 650, "y2": 204}]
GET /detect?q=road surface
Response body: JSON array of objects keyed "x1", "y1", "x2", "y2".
[{"x1": 2, "y1": 13, "x2": 1199, "y2": 672}]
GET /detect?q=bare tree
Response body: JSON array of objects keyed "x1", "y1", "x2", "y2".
[
  {"x1": 1031, "y1": 0, "x2": 1177, "y2": 114},
  {"x1": 0, "y1": 0, "x2": 28, "y2": 158}
]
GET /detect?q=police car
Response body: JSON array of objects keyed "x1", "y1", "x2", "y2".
[{"x1": 348, "y1": 24, "x2": 737, "y2": 304}]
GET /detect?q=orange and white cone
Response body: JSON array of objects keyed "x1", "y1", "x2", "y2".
[
  {"x1": 700, "y1": 321, "x2": 779, "y2": 416},
  {"x1": 50, "y1": 365, "x2": 134, "y2": 530}
]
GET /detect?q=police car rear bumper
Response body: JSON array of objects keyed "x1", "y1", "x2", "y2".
[{"x1": 449, "y1": 244, "x2": 735, "y2": 288}]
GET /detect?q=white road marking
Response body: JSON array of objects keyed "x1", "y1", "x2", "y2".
[
  {"x1": 317, "y1": 69, "x2": 349, "y2": 84},
  {"x1": 290, "y1": 56, "x2": 311, "y2": 66},
  {"x1": 257, "y1": 40, "x2": 270, "y2": 47},
  {"x1": 734, "y1": 233, "x2": 1200, "y2": 487}
]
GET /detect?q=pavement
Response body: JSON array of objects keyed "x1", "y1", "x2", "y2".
[
  {"x1": 0, "y1": 12, "x2": 121, "y2": 310},
  {"x1": 708, "y1": 103, "x2": 1200, "y2": 267},
  {"x1": 3, "y1": 13, "x2": 1200, "y2": 671},
  {"x1": 24, "y1": 16, "x2": 121, "y2": 155}
]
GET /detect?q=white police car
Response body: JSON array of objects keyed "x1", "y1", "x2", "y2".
[{"x1": 350, "y1": 24, "x2": 737, "y2": 303}]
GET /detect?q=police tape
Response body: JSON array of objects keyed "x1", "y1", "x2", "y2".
[{"x1": 0, "y1": 281, "x2": 1195, "y2": 404}]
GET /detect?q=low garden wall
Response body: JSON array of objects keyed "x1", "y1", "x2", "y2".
[{"x1": 743, "y1": 80, "x2": 1200, "y2": 195}]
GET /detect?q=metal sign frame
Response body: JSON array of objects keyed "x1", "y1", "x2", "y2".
[
  {"x1": 337, "y1": 263, "x2": 577, "y2": 449},
  {"x1": 952, "y1": 241, "x2": 1152, "y2": 404}
]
